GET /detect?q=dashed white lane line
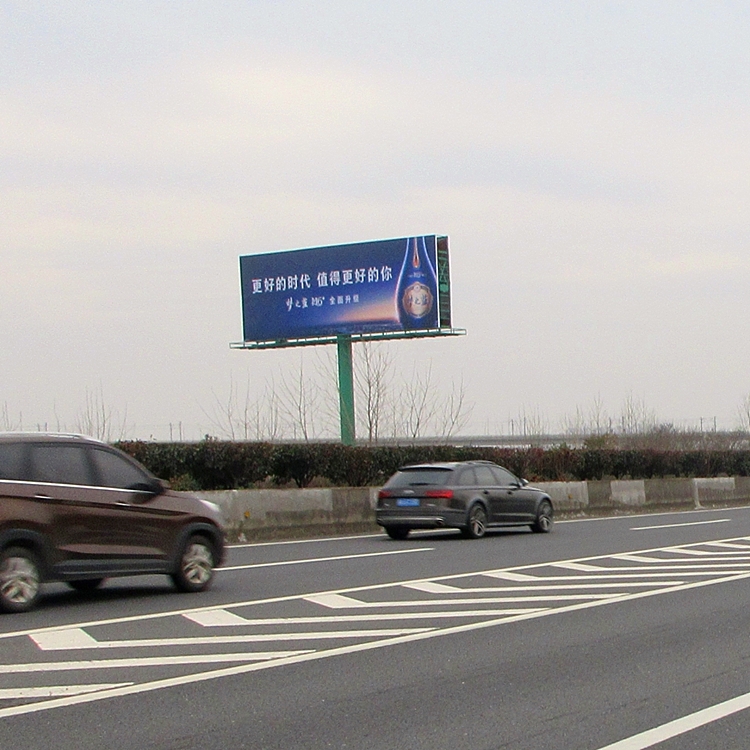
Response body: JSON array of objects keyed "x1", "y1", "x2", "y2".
[{"x1": 596, "y1": 690, "x2": 750, "y2": 750}]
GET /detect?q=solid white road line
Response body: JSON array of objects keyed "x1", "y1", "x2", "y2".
[
  {"x1": 553, "y1": 561, "x2": 605, "y2": 571},
  {"x1": 491, "y1": 570, "x2": 750, "y2": 580},
  {"x1": 559, "y1": 561, "x2": 750, "y2": 571},
  {"x1": 1, "y1": 653, "x2": 313, "y2": 672},
  {"x1": 304, "y1": 592, "x2": 622, "y2": 609},
  {"x1": 630, "y1": 519, "x2": 731, "y2": 530},
  {"x1": 30, "y1": 627, "x2": 433, "y2": 651},
  {"x1": 0, "y1": 684, "x2": 131, "y2": 699},
  {"x1": 595, "y1": 691, "x2": 750, "y2": 750},
  {"x1": 220, "y1": 546, "x2": 434, "y2": 571},
  {"x1": 669, "y1": 548, "x2": 750, "y2": 556},
  {"x1": 183, "y1": 609, "x2": 547, "y2": 626},
  {"x1": 403, "y1": 581, "x2": 686, "y2": 592}
]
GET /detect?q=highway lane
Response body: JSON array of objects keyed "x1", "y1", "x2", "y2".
[{"x1": 2, "y1": 507, "x2": 750, "y2": 748}]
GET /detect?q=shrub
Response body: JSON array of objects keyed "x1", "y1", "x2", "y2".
[{"x1": 115, "y1": 441, "x2": 750, "y2": 490}]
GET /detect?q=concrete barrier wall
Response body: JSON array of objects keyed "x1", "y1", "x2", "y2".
[{"x1": 200, "y1": 477, "x2": 750, "y2": 541}]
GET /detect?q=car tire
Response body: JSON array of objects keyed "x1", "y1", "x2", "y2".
[
  {"x1": 171, "y1": 535, "x2": 215, "y2": 593},
  {"x1": 384, "y1": 526, "x2": 410, "y2": 540},
  {"x1": 531, "y1": 500, "x2": 554, "y2": 533},
  {"x1": 67, "y1": 578, "x2": 105, "y2": 593},
  {"x1": 462, "y1": 504, "x2": 487, "y2": 539},
  {"x1": 0, "y1": 546, "x2": 42, "y2": 614}
]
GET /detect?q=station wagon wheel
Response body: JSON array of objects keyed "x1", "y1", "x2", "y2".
[
  {"x1": 67, "y1": 578, "x2": 105, "y2": 593},
  {"x1": 462, "y1": 504, "x2": 487, "y2": 539},
  {"x1": 0, "y1": 547, "x2": 42, "y2": 613},
  {"x1": 172, "y1": 535, "x2": 215, "y2": 593},
  {"x1": 531, "y1": 500, "x2": 554, "y2": 533},
  {"x1": 384, "y1": 526, "x2": 410, "y2": 540}
]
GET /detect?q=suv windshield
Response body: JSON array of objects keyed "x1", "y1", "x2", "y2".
[{"x1": 385, "y1": 468, "x2": 454, "y2": 488}]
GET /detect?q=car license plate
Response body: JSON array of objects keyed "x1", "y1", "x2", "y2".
[{"x1": 396, "y1": 498, "x2": 420, "y2": 507}]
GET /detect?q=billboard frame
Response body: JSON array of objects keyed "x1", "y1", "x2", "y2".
[{"x1": 229, "y1": 326, "x2": 466, "y2": 351}]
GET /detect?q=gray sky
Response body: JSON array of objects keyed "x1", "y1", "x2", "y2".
[{"x1": 2, "y1": 1, "x2": 749, "y2": 440}]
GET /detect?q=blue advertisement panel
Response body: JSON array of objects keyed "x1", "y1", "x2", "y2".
[{"x1": 240, "y1": 236, "x2": 442, "y2": 342}]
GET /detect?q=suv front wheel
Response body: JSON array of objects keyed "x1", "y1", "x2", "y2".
[
  {"x1": 172, "y1": 535, "x2": 215, "y2": 593},
  {"x1": 0, "y1": 547, "x2": 42, "y2": 613}
]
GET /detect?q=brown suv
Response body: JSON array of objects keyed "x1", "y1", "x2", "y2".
[{"x1": 0, "y1": 433, "x2": 225, "y2": 613}]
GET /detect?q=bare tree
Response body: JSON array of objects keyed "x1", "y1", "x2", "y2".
[
  {"x1": 202, "y1": 375, "x2": 283, "y2": 441},
  {"x1": 619, "y1": 393, "x2": 657, "y2": 435},
  {"x1": 1, "y1": 402, "x2": 22, "y2": 431},
  {"x1": 588, "y1": 394, "x2": 612, "y2": 435},
  {"x1": 561, "y1": 405, "x2": 587, "y2": 438},
  {"x1": 562, "y1": 396, "x2": 613, "y2": 440},
  {"x1": 203, "y1": 376, "x2": 244, "y2": 440},
  {"x1": 738, "y1": 393, "x2": 750, "y2": 433},
  {"x1": 394, "y1": 363, "x2": 442, "y2": 439},
  {"x1": 311, "y1": 348, "x2": 347, "y2": 439},
  {"x1": 354, "y1": 342, "x2": 393, "y2": 443},
  {"x1": 511, "y1": 405, "x2": 549, "y2": 437},
  {"x1": 75, "y1": 386, "x2": 130, "y2": 442},
  {"x1": 437, "y1": 377, "x2": 473, "y2": 441},
  {"x1": 275, "y1": 357, "x2": 326, "y2": 441},
  {"x1": 253, "y1": 385, "x2": 283, "y2": 441}
]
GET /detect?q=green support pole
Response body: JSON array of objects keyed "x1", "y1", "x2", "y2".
[{"x1": 337, "y1": 335, "x2": 355, "y2": 445}]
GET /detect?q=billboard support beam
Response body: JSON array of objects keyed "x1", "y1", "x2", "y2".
[{"x1": 337, "y1": 335, "x2": 355, "y2": 446}]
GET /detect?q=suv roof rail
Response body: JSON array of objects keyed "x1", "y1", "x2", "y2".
[{"x1": 0, "y1": 431, "x2": 105, "y2": 443}]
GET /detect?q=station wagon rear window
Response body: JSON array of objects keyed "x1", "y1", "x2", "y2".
[{"x1": 385, "y1": 468, "x2": 454, "y2": 487}]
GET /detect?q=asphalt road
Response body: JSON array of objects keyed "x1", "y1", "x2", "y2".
[{"x1": 3, "y1": 507, "x2": 750, "y2": 749}]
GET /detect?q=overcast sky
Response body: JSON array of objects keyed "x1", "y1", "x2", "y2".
[{"x1": 2, "y1": 1, "x2": 749, "y2": 440}]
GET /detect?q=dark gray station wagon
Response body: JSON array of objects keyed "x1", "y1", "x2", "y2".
[
  {"x1": 376, "y1": 460, "x2": 553, "y2": 540},
  {"x1": 0, "y1": 433, "x2": 226, "y2": 613}
]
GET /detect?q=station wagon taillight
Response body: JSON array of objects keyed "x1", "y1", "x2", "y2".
[{"x1": 424, "y1": 489, "x2": 454, "y2": 500}]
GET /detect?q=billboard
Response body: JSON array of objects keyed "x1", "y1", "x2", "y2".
[{"x1": 239, "y1": 235, "x2": 452, "y2": 342}]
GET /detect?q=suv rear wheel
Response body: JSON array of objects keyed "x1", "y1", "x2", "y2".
[
  {"x1": 172, "y1": 535, "x2": 215, "y2": 593},
  {"x1": 0, "y1": 547, "x2": 42, "y2": 613},
  {"x1": 462, "y1": 504, "x2": 487, "y2": 539}
]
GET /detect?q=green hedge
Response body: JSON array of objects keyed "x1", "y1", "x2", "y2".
[{"x1": 115, "y1": 441, "x2": 750, "y2": 490}]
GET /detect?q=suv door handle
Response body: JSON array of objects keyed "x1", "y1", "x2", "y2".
[{"x1": 34, "y1": 494, "x2": 53, "y2": 501}]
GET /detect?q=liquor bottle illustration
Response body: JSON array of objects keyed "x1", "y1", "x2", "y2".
[{"x1": 396, "y1": 236, "x2": 438, "y2": 329}]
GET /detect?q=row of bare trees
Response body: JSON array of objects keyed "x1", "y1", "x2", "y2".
[
  {"x1": 202, "y1": 342, "x2": 473, "y2": 443},
  {"x1": 5, "y1": 368, "x2": 750, "y2": 446},
  {"x1": 1, "y1": 386, "x2": 130, "y2": 443}
]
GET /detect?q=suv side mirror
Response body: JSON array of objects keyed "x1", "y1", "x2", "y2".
[{"x1": 129, "y1": 479, "x2": 165, "y2": 497}]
